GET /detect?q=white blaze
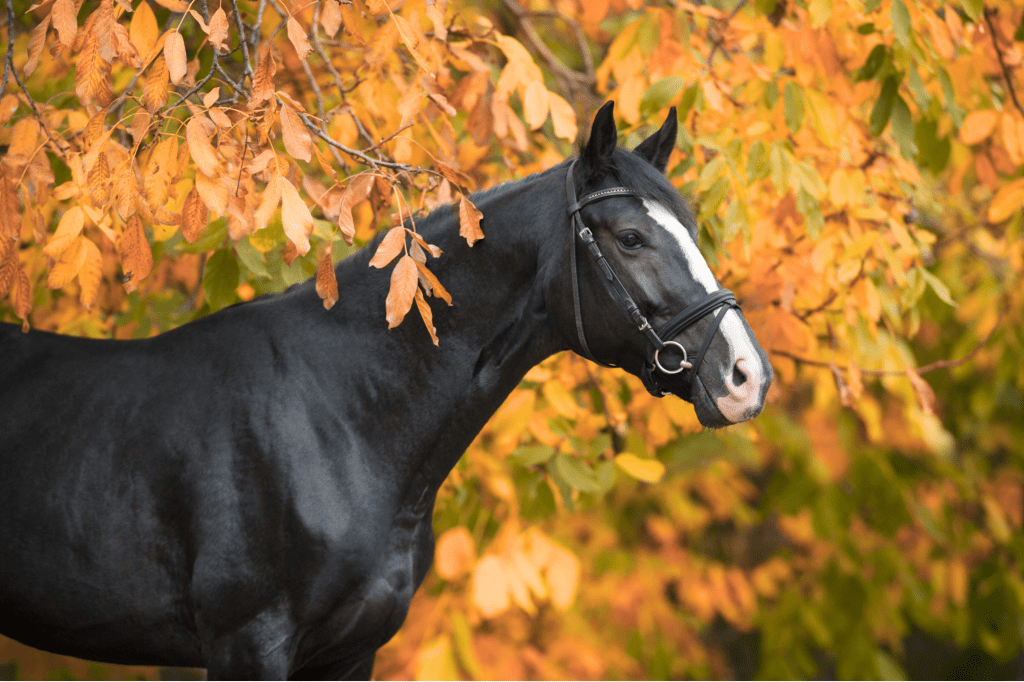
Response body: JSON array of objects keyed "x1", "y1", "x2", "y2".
[{"x1": 643, "y1": 200, "x2": 765, "y2": 422}]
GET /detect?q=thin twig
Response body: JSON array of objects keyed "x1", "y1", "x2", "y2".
[
  {"x1": 295, "y1": 108, "x2": 417, "y2": 171},
  {"x1": 984, "y1": 7, "x2": 1024, "y2": 119},
  {"x1": 1, "y1": 0, "x2": 14, "y2": 100},
  {"x1": 498, "y1": 0, "x2": 594, "y2": 87}
]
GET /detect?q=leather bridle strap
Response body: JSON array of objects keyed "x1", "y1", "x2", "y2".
[{"x1": 564, "y1": 161, "x2": 740, "y2": 397}]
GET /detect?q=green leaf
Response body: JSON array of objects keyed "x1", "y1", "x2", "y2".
[
  {"x1": 869, "y1": 75, "x2": 899, "y2": 137},
  {"x1": 236, "y1": 238, "x2": 272, "y2": 279},
  {"x1": 769, "y1": 143, "x2": 792, "y2": 194},
  {"x1": 698, "y1": 156, "x2": 727, "y2": 191},
  {"x1": 890, "y1": 0, "x2": 911, "y2": 46},
  {"x1": 511, "y1": 445, "x2": 556, "y2": 466},
  {"x1": 876, "y1": 650, "x2": 908, "y2": 681},
  {"x1": 784, "y1": 82, "x2": 805, "y2": 134},
  {"x1": 796, "y1": 187, "x2": 824, "y2": 240},
  {"x1": 746, "y1": 139, "x2": 770, "y2": 182},
  {"x1": 915, "y1": 117, "x2": 951, "y2": 173},
  {"x1": 854, "y1": 44, "x2": 887, "y2": 82},
  {"x1": 178, "y1": 218, "x2": 227, "y2": 254},
  {"x1": 202, "y1": 247, "x2": 240, "y2": 312},
  {"x1": 699, "y1": 177, "x2": 730, "y2": 221},
  {"x1": 641, "y1": 76, "x2": 685, "y2": 120},
  {"x1": 754, "y1": 0, "x2": 777, "y2": 16},
  {"x1": 793, "y1": 161, "x2": 826, "y2": 199},
  {"x1": 959, "y1": 0, "x2": 983, "y2": 22},
  {"x1": 764, "y1": 81, "x2": 779, "y2": 109},
  {"x1": 595, "y1": 460, "x2": 616, "y2": 493},
  {"x1": 863, "y1": 0, "x2": 881, "y2": 12},
  {"x1": 920, "y1": 268, "x2": 956, "y2": 306},
  {"x1": 890, "y1": 95, "x2": 918, "y2": 160},
  {"x1": 677, "y1": 82, "x2": 700, "y2": 120},
  {"x1": 938, "y1": 67, "x2": 965, "y2": 129},
  {"x1": 553, "y1": 454, "x2": 602, "y2": 494},
  {"x1": 857, "y1": 22, "x2": 876, "y2": 34},
  {"x1": 907, "y1": 66, "x2": 930, "y2": 109}
]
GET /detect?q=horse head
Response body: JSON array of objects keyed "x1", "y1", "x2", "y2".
[{"x1": 551, "y1": 101, "x2": 772, "y2": 428}]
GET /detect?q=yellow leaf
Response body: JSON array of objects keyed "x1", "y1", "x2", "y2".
[
  {"x1": 194, "y1": 171, "x2": 228, "y2": 217},
  {"x1": 144, "y1": 55, "x2": 169, "y2": 112},
  {"x1": 414, "y1": 636, "x2": 458, "y2": 682},
  {"x1": 77, "y1": 237, "x2": 103, "y2": 310},
  {"x1": 544, "y1": 545, "x2": 580, "y2": 610},
  {"x1": 959, "y1": 109, "x2": 999, "y2": 146},
  {"x1": 76, "y1": 33, "x2": 113, "y2": 108},
  {"x1": 47, "y1": 235, "x2": 89, "y2": 289},
  {"x1": 130, "y1": 0, "x2": 158, "y2": 57},
  {"x1": 542, "y1": 380, "x2": 580, "y2": 418},
  {"x1": 254, "y1": 175, "x2": 283, "y2": 231},
  {"x1": 614, "y1": 453, "x2": 666, "y2": 483},
  {"x1": 164, "y1": 31, "x2": 187, "y2": 85},
  {"x1": 279, "y1": 178, "x2": 313, "y2": 255},
  {"x1": 186, "y1": 115, "x2": 220, "y2": 177},
  {"x1": 386, "y1": 255, "x2": 418, "y2": 328},
  {"x1": 548, "y1": 93, "x2": 577, "y2": 142},
  {"x1": 44, "y1": 207, "x2": 85, "y2": 258},
  {"x1": 120, "y1": 214, "x2": 152, "y2": 293}
]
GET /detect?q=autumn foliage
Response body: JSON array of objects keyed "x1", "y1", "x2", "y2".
[{"x1": 2, "y1": 0, "x2": 1024, "y2": 677}]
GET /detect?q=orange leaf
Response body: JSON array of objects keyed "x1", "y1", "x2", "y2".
[
  {"x1": 548, "y1": 93, "x2": 578, "y2": 141},
  {"x1": 279, "y1": 177, "x2": 313, "y2": 255},
  {"x1": 315, "y1": 247, "x2": 339, "y2": 309},
  {"x1": 458, "y1": 196, "x2": 484, "y2": 246},
  {"x1": 181, "y1": 185, "x2": 209, "y2": 243},
  {"x1": 370, "y1": 226, "x2": 407, "y2": 268},
  {"x1": 413, "y1": 259, "x2": 451, "y2": 304},
  {"x1": 0, "y1": 241, "x2": 17, "y2": 299},
  {"x1": 320, "y1": 0, "x2": 342, "y2": 38},
  {"x1": 414, "y1": 289, "x2": 438, "y2": 344},
  {"x1": 52, "y1": 0, "x2": 77, "y2": 48},
  {"x1": 988, "y1": 178, "x2": 1024, "y2": 223},
  {"x1": 207, "y1": 8, "x2": 229, "y2": 51},
  {"x1": 13, "y1": 269, "x2": 32, "y2": 331},
  {"x1": 76, "y1": 33, "x2": 113, "y2": 108},
  {"x1": 425, "y1": 0, "x2": 446, "y2": 41},
  {"x1": 959, "y1": 110, "x2": 999, "y2": 146},
  {"x1": 544, "y1": 545, "x2": 581, "y2": 610},
  {"x1": 254, "y1": 175, "x2": 283, "y2": 231},
  {"x1": 164, "y1": 31, "x2": 187, "y2": 85},
  {"x1": 88, "y1": 152, "x2": 111, "y2": 206},
  {"x1": 195, "y1": 170, "x2": 229, "y2": 217},
  {"x1": 280, "y1": 105, "x2": 313, "y2": 162},
  {"x1": 580, "y1": 0, "x2": 609, "y2": 22},
  {"x1": 523, "y1": 80, "x2": 549, "y2": 129},
  {"x1": 435, "y1": 527, "x2": 476, "y2": 580},
  {"x1": 144, "y1": 55, "x2": 169, "y2": 112},
  {"x1": 385, "y1": 254, "x2": 418, "y2": 328},
  {"x1": 252, "y1": 44, "x2": 277, "y2": 102},
  {"x1": 120, "y1": 214, "x2": 152, "y2": 293},
  {"x1": 0, "y1": 168, "x2": 21, "y2": 240},
  {"x1": 24, "y1": 14, "x2": 50, "y2": 78},
  {"x1": 471, "y1": 555, "x2": 511, "y2": 618},
  {"x1": 186, "y1": 116, "x2": 220, "y2": 176},
  {"x1": 112, "y1": 22, "x2": 141, "y2": 68},
  {"x1": 78, "y1": 238, "x2": 103, "y2": 310},
  {"x1": 286, "y1": 16, "x2": 313, "y2": 59}
]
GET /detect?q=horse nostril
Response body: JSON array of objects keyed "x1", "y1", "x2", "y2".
[{"x1": 732, "y1": 363, "x2": 748, "y2": 387}]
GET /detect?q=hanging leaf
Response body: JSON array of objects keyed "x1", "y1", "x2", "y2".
[
  {"x1": 286, "y1": 16, "x2": 313, "y2": 59},
  {"x1": 120, "y1": 214, "x2": 152, "y2": 293},
  {"x1": 279, "y1": 178, "x2": 314, "y2": 255},
  {"x1": 458, "y1": 196, "x2": 484, "y2": 246},
  {"x1": 164, "y1": 31, "x2": 187, "y2": 85},
  {"x1": 52, "y1": 0, "x2": 77, "y2": 48},
  {"x1": 370, "y1": 226, "x2": 407, "y2": 268},
  {"x1": 315, "y1": 246, "x2": 339, "y2": 309},
  {"x1": 181, "y1": 185, "x2": 209, "y2": 244},
  {"x1": 280, "y1": 106, "x2": 313, "y2": 162},
  {"x1": 385, "y1": 254, "x2": 418, "y2": 328}
]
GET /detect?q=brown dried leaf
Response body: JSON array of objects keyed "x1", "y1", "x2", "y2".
[
  {"x1": 279, "y1": 177, "x2": 313, "y2": 255},
  {"x1": 247, "y1": 149, "x2": 276, "y2": 175},
  {"x1": 369, "y1": 226, "x2": 406, "y2": 268},
  {"x1": 13, "y1": 269, "x2": 32, "y2": 331},
  {"x1": 386, "y1": 254, "x2": 418, "y2": 328},
  {"x1": 130, "y1": 109, "x2": 152, "y2": 144},
  {"x1": 94, "y1": 0, "x2": 115, "y2": 62},
  {"x1": 458, "y1": 196, "x2": 484, "y2": 246},
  {"x1": 207, "y1": 8, "x2": 229, "y2": 51},
  {"x1": 88, "y1": 151, "x2": 111, "y2": 206},
  {"x1": 77, "y1": 237, "x2": 103, "y2": 310},
  {"x1": 315, "y1": 246, "x2": 339, "y2": 310},
  {"x1": 144, "y1": 55, "x2": 169, "y2": 112},
  {"x1": 164, "y1": 31, "x2": 187, "y2": 85},
  {"x1": 181, "y1": 184, "x2": 208, "y2": 244},
  {"x1": 414, "y1": 289, "x2": 438, "y2": 345},
  {"x1": 321, "y1": 0, "x2": 342, "y2": 38},
  {"x1": 44, "y1": 206, "x2": 85, "y2": 258},
  {"x1": 76, "y1": 33, "x2": 113, "y2": 108},
  {"x1": 286, "y1": 16, "x2": 313, "y2": 59},
  {"x1": 52, "y1": 0, "x2": 77, "y2": 48},
  {"x1": 186, "y1": 115, "x2": 220, "y2": 176},
  {"x1": 120, "y1": 214, "x2": 152, "y2": 293},
  {"x1": 112, "y1": 21, "x2": 141, "y2": 68},
  {"x1": 130, "y1": 0, "x2": 158, "y2": 57},
  {"x1": 252, "y1": 43, "x2": 277, "y2": 102},
  {"x1": 907, "y1": 366, "x2": 935, "y2": 415},
  {"x1": 413, "y1": 259, "x2": 451, "y2": 304},
  {"x1": 428, "y1": 92, "x2": 457, "y2": 117},
  {"x1": 280, "y1": 105, "x2": 313, "y2": 162},
  {"x1": 0, "y1": 248, "x2": 16, "y2": 301},
  {"x1": 24, "y1": 14, "x2": 50, "y2": 78},
  {"x1": 0, "y1": 169, "x2": 21, "y2": 241}
]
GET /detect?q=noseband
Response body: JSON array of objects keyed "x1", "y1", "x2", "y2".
[{"x1": 565, "y1": 161, "x2": 740, "y2": 398}]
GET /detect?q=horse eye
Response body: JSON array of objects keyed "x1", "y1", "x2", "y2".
[{"x1": 618, "y1": 232, "x2": 643, "y2": 249}]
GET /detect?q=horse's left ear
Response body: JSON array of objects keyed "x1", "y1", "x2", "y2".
[{"x1": 632, "y1": 106, "x2": 678, "y2": 174}]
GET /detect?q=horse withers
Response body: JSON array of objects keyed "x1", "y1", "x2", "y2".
[{"x1": 0, "y1": 103, "x2": 772, "y2": 679}]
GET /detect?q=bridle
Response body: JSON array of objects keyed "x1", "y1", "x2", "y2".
[{"x1": 565, "y1": 161, "x2": 740, "y2": 398}]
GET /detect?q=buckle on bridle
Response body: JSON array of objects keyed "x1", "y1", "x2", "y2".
[{"x1": 654, "y1": 340, "x2": 691, "y2": 374}]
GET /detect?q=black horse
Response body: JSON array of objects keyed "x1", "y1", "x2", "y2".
[{"x1": 0, "y1": 103, "x2": 771, "y2": 679}]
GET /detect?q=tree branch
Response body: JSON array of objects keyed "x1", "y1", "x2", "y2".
[{"x1": 984, "y1": 7, "x2": 1024, "y2": 120}]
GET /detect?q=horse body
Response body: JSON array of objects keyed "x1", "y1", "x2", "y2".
[{"x1": 0, "y1": 104, "x2": 772, "y2": 678}]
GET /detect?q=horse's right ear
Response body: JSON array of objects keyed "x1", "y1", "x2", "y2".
[{"x1": 577, "y1": 102, "x2": 618, "y2": 180}]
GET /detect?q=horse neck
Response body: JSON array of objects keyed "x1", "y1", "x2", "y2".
[{"x1": 282, "y1": 163, "x2": 571, "y2": 493}]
